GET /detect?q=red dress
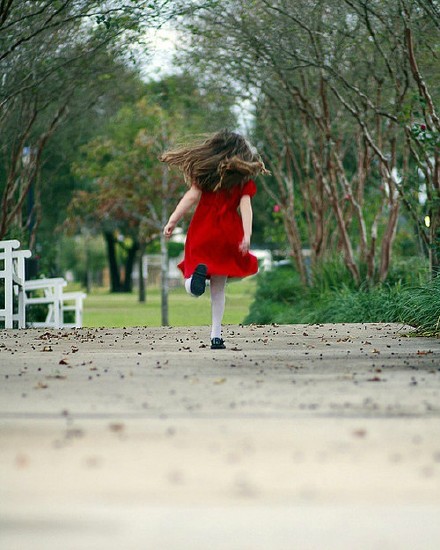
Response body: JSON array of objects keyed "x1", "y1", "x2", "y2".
[{"x1": 178, "y1": 179, "x2": 259, "y2": 278}]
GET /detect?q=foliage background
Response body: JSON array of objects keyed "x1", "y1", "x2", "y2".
[{"x1": 1, "y1": 0, "x2": 438, "y2": 333}]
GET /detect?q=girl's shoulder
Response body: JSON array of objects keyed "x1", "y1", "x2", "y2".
[{"x1": 241, "y1": 179, "x2": 257, "y2": 197}]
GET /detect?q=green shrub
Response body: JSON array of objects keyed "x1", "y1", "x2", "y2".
[
  {"x1": 245, "y1": 255, "x2": 439, "y2": 336},
  {"x1": 25, "y1": 303, "x2": 49, "y2": 323},
  {"x1": 311, "y1": 255, "x2": 358, "y2": 293},
  {"x1": 256, "y1": 266, "x2": 303, "y2": 303},
  {"x1": 385, "y1": 256, "x2": 430, "y2": 287},
  {"x1": 245, "y1": 267, "x2": 302, "y2": 324}
]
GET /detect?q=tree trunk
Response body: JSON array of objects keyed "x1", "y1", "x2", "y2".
[
  {"x1": 122, "y1": 241, "x2": 139, "y2": 292},
  {"x1": 379, "y1": 200, "x2": 399, "y2": 282},
  {"x1": 104, "y1": 231, "x2": 122, "y2": 292},
  {"x1": 138, "y1": 244, "x2": 146, "y2": 303},
  {"x1": 85, "y1": 260, "x2": 92, "y2": 294},
  {"x1": 325, "y1": 158, "x2": 360, "y2": 285},
  {"x1": 282, "y1": 209, "x2": 307, "y2": 285}
]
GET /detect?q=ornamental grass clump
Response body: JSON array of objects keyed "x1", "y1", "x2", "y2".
[
  {"x1": 400, "y1": 275, "x2": 440, "y2": 337},
  {"x1": 245, "y1": 259, "x2": 439, "y2": 337}
]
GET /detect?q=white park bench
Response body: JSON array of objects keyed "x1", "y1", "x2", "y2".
[
  {"x1": 25, "y1": 278, "x2": 86, "y2": 329},
  {"x1": 0, "y1": 240, "x2": 31, "y2": 328},
  {"x1": 1, "y1": 239, "x2": 86, "y2": 329}
]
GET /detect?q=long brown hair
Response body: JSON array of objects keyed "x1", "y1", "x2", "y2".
[{"x1": 159, "y1": 130, "x2": 269, "y2": 192}]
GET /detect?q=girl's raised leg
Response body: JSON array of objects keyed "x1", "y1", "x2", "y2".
[{"x1": 184, "y1": 264, "x2": 207, "y2": 297}]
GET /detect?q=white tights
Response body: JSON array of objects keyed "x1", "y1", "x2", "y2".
[
  {"x1": 184, "y1": 275, "x2": 227, "y2": 339},
  {"x1": 209, "y1": 275, "x2": 227, "y2": 339}
]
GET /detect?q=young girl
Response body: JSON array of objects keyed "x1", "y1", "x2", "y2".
[{"x1": 161, "y1": 130, "x2": 268, "y2": 349}]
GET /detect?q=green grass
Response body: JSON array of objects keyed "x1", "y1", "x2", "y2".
[{"x1": 82, "y1": 278, "x2": 256, "y2": 328}]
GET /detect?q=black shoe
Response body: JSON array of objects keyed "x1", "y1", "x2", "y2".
[
  {"x1": 190, "y1": 263, "x2": 208, "y2": 296},
  {"x1": 211, "y1": 338, "x2": 226, "y2": 349}
]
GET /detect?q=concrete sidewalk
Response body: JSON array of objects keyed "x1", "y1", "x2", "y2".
[{"x1": 1, "y1": 323, "x2": 440, "y2": 549}]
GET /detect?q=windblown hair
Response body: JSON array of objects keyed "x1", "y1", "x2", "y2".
[{"x1": 159, "y1": 130, "x2": 269, "y2": 192}]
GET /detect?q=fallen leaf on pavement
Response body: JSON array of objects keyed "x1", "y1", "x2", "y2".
[{"x1": 109, "y1": 423, "x2": 125, "y2": 433}]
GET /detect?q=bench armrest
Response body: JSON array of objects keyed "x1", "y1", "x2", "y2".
[{"x1": 24, "y1": 278, "x2": 67, "y2": 291}]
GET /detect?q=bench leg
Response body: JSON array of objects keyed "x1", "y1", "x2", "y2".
[
  {"x1": 45, "y1": 304, "x2": 54, "y2": 325},
  {"x1": 17, "y1": 287, "x2": 26, "y2": 328},
  {"x1": 4, "y1": 272, "x2": 13, "y2": 329},
  {"x1": 5, "y1": 292, "x2": 13, "y2": 328},
  {"x1": 53, "y1": 286, "x2": 62, "y2": 329}
]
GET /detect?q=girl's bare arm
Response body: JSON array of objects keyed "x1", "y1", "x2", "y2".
[
  {"x1": 163, "y1": 184, "x2": 202, "y2": 238},
  {"x1": 239, "y1": 194, "x2": 253, "y2": 254}
]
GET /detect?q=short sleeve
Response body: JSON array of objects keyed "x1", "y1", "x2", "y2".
[{"x1": 241, "y1": 179, "x2": 257, "y2": 198}]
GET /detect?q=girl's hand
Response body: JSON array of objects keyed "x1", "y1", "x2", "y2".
[
  {"x1": 163, "y1": 220, "x2": 176, "y2": 238},
  {"x1": 239, "y1": 235, "x2": 251, "y2": 255}
]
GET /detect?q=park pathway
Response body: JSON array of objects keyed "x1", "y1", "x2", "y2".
[{"x1": 1, "y1": 323, "x2": 440, "y2": 549}]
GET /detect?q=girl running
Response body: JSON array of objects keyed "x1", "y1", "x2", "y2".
[{"x1": 161, "y1": 130, "x2": 269, "y2": 349}]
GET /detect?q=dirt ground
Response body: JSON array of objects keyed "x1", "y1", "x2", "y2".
[{"x1": 0, "y1": 323, "x2": 440, "y2": 549}]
